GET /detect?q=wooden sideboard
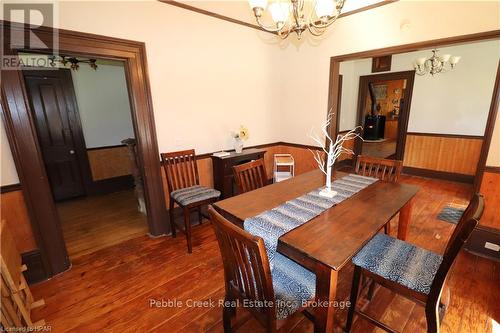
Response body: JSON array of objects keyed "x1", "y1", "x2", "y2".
[{"x1": 211, "y1": 148, "x2": 266, "y2": 199}]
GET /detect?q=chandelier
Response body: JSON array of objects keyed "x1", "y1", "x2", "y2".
[
  {"x1": 414, "y1": 49, "x2": 461, "y2": 76},
  {"x1": 248, "y1": 0, "x2": 345, "y2": 39},
  {"x1": 48, "y1": 55, "x2": 98, "y2": 71}
]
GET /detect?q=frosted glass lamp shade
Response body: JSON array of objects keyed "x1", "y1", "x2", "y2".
[
  {"x1": 269, "y1": 2, "x2": 290, "y2": 23},
  {"x1": 415, "y1": 57, "x2": 427, "y2": 66},
  {"x1": 249, "y1": 0, "x2": 268, "y2": 9},
  {"x1": 315, "y1": 0, "x2": 335, "y2": 18},
  {"x1": 450, "y1": 56, "x2": 461, "y2": 65},
  {"x1": 440, "y1": 54, "x2": 451, "y2": 62}
]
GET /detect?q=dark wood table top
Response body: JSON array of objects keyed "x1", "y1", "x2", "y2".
[
  {"x1": 214, "y1": 169, "x2": 326, "y2": 221},
  {"x1": 214, "y1": 169, "x2": 419, "y2": 271},
  {"x1": 278, "y1": 179, "x2": 419, "y2": 271}
]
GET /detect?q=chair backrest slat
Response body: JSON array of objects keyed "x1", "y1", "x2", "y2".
[
  {"x1": 208, "y1": 206, "x2": 276, "y2": 327},
  {"x1": 161, "y1": 149, "x2": 200, "y2": 193},
  {"x1": 233, "y1": 159, "x2": 268, "y2": 194},
  {"x1": 355, "y1": 155, "x2": 403, "y2": 183},
  {"x1": 427, "y1": 193, "x2": 484, "y2": 312}
]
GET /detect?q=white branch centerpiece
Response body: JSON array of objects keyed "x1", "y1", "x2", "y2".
[{"x1": 309, "y1": 114, "x2": 363, "y2": 198}]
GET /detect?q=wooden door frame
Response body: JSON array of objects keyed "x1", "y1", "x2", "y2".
[
  {"x1": 327, "y1": 30, "x2": 500, "y2": 186},
  {"x1": 353, "y1": 70, "x2": 415, "y2": 161},
  {"x1": 1, "y1": 21, "x2": 167, "y2": 278},
  {"x1": 22, "y1": 68, "x2": 95, "y2": 199},
  {"x1": 474, "y1": 60, "x2": 500, "y2": 191}
]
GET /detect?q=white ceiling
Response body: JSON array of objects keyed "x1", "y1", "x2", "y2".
[{"x1": 173, "y1": 0, "x2": 389, "y2": 27}]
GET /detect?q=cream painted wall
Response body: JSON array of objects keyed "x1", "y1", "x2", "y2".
[
  {"x1": 55, "y1": 0, "x2": 283, "y2": 154},
  {"x1": 2, "y1": 0, "x2": 283, "y2": 184},
  {"x1": 70, "y1": 60, "x2": 135, "y2": 148},
  {"x1": 2, "y1": 0, "x2": 499, "y2": 183},
  {"x1": 277, "y1": 1, "x2": 500, "y2": 144},
  {"x1": 338, "y1": 41, "x2": 500, "y2": 135},
  {"x1": 1, "y1": 118, "x2": 20, "y2": 186}
]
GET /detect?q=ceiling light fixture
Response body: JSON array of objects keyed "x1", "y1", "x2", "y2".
[
  {"x1": 414, "y1": 49, "x2": 461, "y2": 76},
  {"x1": 248, "y1": 0, "x2": 345, "y2": 39},
  {"x1": 48, "y1": 55, "x2": 98, "y2": 71}
]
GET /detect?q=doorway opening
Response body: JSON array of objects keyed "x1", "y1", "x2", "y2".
[
  {"x1": 355, "y1": 70, "x2": 415, "y2": 161},
  {"x1": 21, "y1": 54, "x2": 148, "y2": 259}
]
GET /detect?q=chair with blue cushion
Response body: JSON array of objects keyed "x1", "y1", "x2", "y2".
[
  {"x1": 161, "y1": 149, "x2": 220, "y2": 253},
  {"x1": 346, "y1": 193, "x2": 484, "y2": 333},
  {"x1": 207, "y1": 206, "x2": 315, "y2": 332}
]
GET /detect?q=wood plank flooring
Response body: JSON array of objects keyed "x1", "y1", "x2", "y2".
[
  {"x1": 32, "y1": 176, "x2": 499, "y2": 332},
  {"x1": 57, "y1": 190, "x2": 148, "y2": 258},
  {"x1": 362, "y1": 139, "x2": 397, "y2": 159}
]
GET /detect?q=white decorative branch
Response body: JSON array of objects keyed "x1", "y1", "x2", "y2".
[{"x1": 308, "y1": 112, "x2": 363, "y2": 197}]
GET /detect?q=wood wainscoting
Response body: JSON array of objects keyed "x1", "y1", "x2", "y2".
[
  {"x1": 403, "y1": 133, "x2": 483, "y2": 182},
  {"x1": 0, "y1": 187, "x2": 45, "y2": 283},
  {"x1": 0, "y1": 187, "x2": 37, "y2": 253},
  {"x1": 479, "y1": 168, "x2": 500, "y2": 230},
  {"x1": 87, "y1": 145, "x2": 132, "y2": 181}
]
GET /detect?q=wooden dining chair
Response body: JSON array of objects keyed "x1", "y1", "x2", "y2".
[
  {"x1": 233, "y1": 158, "x2": 268, "y2": 194},
  {"x1": 346, "y1": 193, "x2": 484, "y2": 333},
  {"x1": 161, "y1": 149, "x2": 221, "y2": 253},
  {"x1": 355, "y1": 155, "x2": 403, "y2": 182},
  {"x1": 208, "y1": 206, "x2": 315, "y2": 333},
  {"x1": 354, "y1": 155, "x2": 403, "y2": 234}
]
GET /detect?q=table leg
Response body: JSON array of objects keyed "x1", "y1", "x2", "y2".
[
  {"x1": 398, "y1": 198, "x2": 413, "y2": 240},
  {"x1": 314, "y1": 265, "x2": 338, "y2": 333}
]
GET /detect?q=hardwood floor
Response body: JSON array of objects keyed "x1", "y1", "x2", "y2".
[
  {"x1": 32, "y1": 176, "x2": 499, "y2": 332},
  {"x1": 362, "y1": 139, "x2": 397, "y2": 159},
  {"x1": 57, "y1": 190, "x2": 148, "y2": 259}
]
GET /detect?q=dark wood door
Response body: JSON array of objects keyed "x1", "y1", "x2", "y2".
[{"x1": 23, "y1": 69, "x2": 87, "y2": 201}]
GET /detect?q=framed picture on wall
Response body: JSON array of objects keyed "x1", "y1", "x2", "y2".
[
  {"x1": 372, "y1": 55, "x2": 392, "y2": 73},
  {"x1": 373, "y1": 84, "x2": 388, "y2": 100}
]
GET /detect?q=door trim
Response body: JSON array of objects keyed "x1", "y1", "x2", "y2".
[
  {"x1": 354, "y1": 70, "x2": 415, "y2": 161},
  {"x1": 474, "y1": 60, "x2": 500, "y2": 191},
  {"x1": 1, "y1": 21, "x2": 167, "y2": 278}
]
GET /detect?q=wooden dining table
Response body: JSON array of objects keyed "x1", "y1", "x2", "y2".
[{"x1": 213, "y1": 169, "x2": 419, "y2": 333}]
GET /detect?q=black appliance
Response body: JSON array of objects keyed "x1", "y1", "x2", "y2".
[
  {"x1": 363, "y1": 82, "x2": 386, "y2": 140},
  {"x1": 363, "y1": 115, "x2": 386, "y2": 140}
]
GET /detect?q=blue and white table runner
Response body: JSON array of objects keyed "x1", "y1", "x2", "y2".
[{"x1": 243, "y1": 173, "x2": 378, "y2": 268}]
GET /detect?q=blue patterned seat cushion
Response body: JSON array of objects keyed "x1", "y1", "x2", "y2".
[
  {"x1": 171, "y1": 185, "x2": 220, "y2": 206},
  {"x1": 352, "y1": 234, "x2": 443, "y2": 295},
  {"x1": 271, "y1": 253, "x2": 315, "y2": 320}
]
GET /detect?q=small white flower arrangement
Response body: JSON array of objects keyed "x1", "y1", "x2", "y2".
[
  {"x1": 233, "y1": 126, "x2": 249, "y2": 141},
  {"x1": 233, "y1": 126, "x2": 249, "y2": 153}
]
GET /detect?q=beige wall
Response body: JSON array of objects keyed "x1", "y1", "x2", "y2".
[
  {"x1": 278, "y1": 1, "x2": 500, "y2": 144},
  {"x1": 54, "y1": 0, "x2": 283, "y2": 154},
  {"x1": 2, "y1": 0, "x2": 283, "y2": 184},
  {"x1": 338, "y1": 40, "x2": 500, "y2": 135},
  {"x1": 2, "y1": 0, "x2": 499, "y2": 184},
  {"x1": 71, "y1": 60, "x2": 135, "y2": 148}
]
